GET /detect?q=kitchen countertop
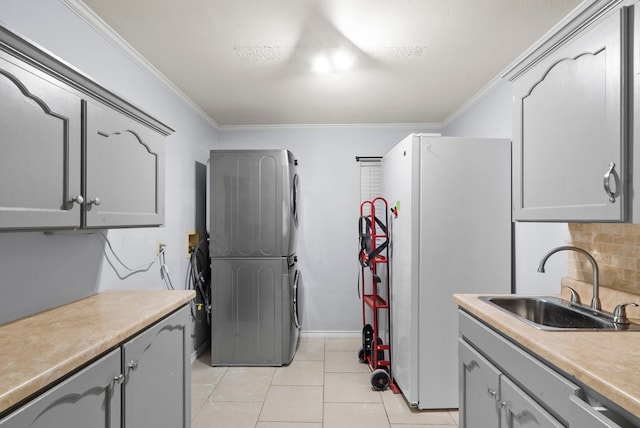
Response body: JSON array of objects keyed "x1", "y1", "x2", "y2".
[
  {"x1": 453, "y1": 289, "x2": 640, "y2": 418},
  {"x1": 0, "y1": 289, "x2": 195, "y2": 415}
]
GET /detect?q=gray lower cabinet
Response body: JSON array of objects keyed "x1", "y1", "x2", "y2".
[
  {"x1": 459, "y1": 338, "x2": 501, "y2": 427},
  {"x1": 510, "y1": 6, "x2": 627, "y2": 222},
  {"x1": 0, "y1": 305, "x2": 190, "y2": 428},
  {"x1": 122, "y1": 306, "x2": 190, "y2": 428},
  {"x1": 0, "y1": 24, "x2": 172, "y2": 231},
  {"x1": 459, "y1": 340, "x2": 562, "y2": 428},
  {"x1": 0, "y1": 348, "x2": 122, "y2": 428},
  {"x1": 500, "y1": 375, "x2": 563, "y2": 428},
  {"x1": 459, "y1": 309, "x2": 640, "y2": 428},
  {"x1": 569, "y1": 396, "x2": 624, "y2": 428}
]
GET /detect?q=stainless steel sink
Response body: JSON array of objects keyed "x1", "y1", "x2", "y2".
[{"x1": 479, "y1": 296, "x2": 640, "y2": 331}]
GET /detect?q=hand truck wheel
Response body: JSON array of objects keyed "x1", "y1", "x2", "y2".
[
  {"x1": 358, "y1": 348, "x2": 367, "y2": 364},
  {"x1": 371, "y1": 368, "x2": 390, "y2": 391}
]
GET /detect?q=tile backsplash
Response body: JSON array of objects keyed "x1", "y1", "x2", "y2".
[{"x1": 568, "y1": 223, "x2": 640, "y2": 294}]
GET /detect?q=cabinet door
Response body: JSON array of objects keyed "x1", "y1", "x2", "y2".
[
  {"x1": 122, "y1": 306, "x2": 190, "y2": 428},
  {"x1": 513, "y1": 8, "x2": 626, "y2": 221},
  {"x1": 84, "y1": 101, "x2": 165, "y2": 228},
  {"x1": 0, "y1": 349, "x2": 121, "y2": 428},
  {"x1": 569, "y1": 395, "x2": 627, "y2": 428},
  {"x1": 500, "y1": 376, "x2": 564, "y2": 428},
  {"x1": 458, "y1": 339, "x2": 501, "y2": 428},
  {"x1": 0, "y1": 53, "x2": 82, "y2": 229}
]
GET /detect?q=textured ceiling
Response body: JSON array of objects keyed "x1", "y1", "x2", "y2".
[{"x1": 79, "y1": 0, "x2": 583, "y2": 127}]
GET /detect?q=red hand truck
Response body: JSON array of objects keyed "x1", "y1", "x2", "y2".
[{"x1": 358, "y1": 197, "x2": 398, "y2": 392}]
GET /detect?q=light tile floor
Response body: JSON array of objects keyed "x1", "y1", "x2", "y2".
[{"x1": 191, "y1": 337, "x2": 459, "y2": 427}]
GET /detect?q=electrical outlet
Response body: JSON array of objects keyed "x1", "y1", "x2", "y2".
[{"x1": 157, "y1": 241, "x2": 166, "y2": 255}]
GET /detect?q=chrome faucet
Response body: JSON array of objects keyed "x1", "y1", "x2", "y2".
[{"x1": 537, "y1": 246, "x2": 601, "y2": 311}]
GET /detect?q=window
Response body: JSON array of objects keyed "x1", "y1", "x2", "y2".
[{"x1": 357, "y1": 157, "x2": 381, "y2": 215}]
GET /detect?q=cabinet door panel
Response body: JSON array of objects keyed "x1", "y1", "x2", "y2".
[
  {"x1": 459, "y1": 339, "x2": 501, "y2": 428},
  {"x1": 0, "y1": 54, "x2": 81, "y2": 229},
  {"x1": 122, "y1": 306, "x2": 190, "y2": 428},
  {"x1": 513, "y1": 9, "x2": 626, "y2": 221},
  {"x1": 501, "y1": 376, "x2": 563, "y2": 428},
  {"x1": 569, "y1": 395, "x2": 628, "y2": 428},
  {"x1": 84, "y1": 101, "x2": 165, "y2": 228},
  {"x1": 0, "y1": 349, "x2": 121, "y2": 428}
]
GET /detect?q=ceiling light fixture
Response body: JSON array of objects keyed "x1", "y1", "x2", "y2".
[{"x1": 312, "y1": 48, "x2": 354, "y2": 73}]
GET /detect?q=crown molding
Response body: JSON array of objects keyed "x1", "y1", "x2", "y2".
[{"x1": 60, "y1": 0, "x2": 220, "y2": 130}]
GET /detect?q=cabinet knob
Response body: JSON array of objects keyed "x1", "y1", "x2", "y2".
[
  {"x1": 603, "y1": 162, "x2": 618, "y2": 203},
  {"x1": 113, "y1": 374, "x2": 124, "y2": 384},
  {"x1": 128, "y1": 360, "x2": 138, "y2": 370},
  {"x1": 89, "y1": 197, "x2": 102, "y2": 206},
  {"x1": 487, "y1": 388, "x2": 497, "y2": 399},
  {"x1": 69, "y1": 195, "x2": 84, "y2": 205}
]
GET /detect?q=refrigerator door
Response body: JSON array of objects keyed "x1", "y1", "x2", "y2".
[
  {"x1": 418, "y1": 136, "x2": 512, "y2": 409},
  {"x1": 382, "y1": 134, "x2": 421, "y2": 406},
  {"x1": 383, "y1": 135, "x2": 512, "y2": 409},
  {"x1": 210, "y1": 149, "x2": 297, "y2": 258}
]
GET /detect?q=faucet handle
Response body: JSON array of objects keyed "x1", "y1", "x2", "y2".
[
  {"x1": 613, "y1": 302, "x2": 639, "y2": 325},
  {"x1": 562, "y1": 285, "x2": 581, "y2": 305}
]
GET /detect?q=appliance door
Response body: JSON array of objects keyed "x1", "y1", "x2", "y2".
[
  {"x1": 417, "y1": 137, "x2": 511, "y2": 409},
  {"x1": 293, "y1": 268, "x2": 302, "y2": 330},
  {"x1": 284, "y1": 151, "x2": 299, "y2": 256},
  {"x1": 382, "y1": 134, "x2": 421, "y2": 406},
  {"x1": 210, "y1": 150, "x2": 287, "y2": 258},
  {"x1": 210, "y1": 257, "x2": 286, "y2": 366},
  {"x1": 284, "y1": 255, "x2": 302, "y2": 364}
]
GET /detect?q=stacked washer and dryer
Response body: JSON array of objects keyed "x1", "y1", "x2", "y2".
[{"x1": 209, "y1": 149, "x2": 302, "y2": 366}]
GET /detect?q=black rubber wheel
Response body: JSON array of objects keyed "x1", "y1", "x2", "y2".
[
  {"x1": 376, "y1": 337, "x2": 385, "y2": 362},
  {"x1": 358, "y1": 348, "x2": 367, "y2": 364},
  {"x1": 371, "y1": 368, "x2": 390, "y2": 391},
  {"x1": 362, "y1": 324, "x2": 373, "y2": 355}
]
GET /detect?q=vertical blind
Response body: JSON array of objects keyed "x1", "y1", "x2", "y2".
[{"x1": 358, "y1": 157, "x2": 381, "y2": 215}]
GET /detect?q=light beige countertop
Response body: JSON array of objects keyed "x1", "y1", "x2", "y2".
[
  {"x1": 453, "y1": 284, "x2": 640, "y2": 418},
  {"x1": 0, "y1": 289, "x2": 195, "y2": 415}
]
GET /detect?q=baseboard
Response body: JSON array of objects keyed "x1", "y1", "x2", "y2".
[
  {"x1": 300, "y1": 330, "x2": 360, "y2": 339},
  {"x1": 190, "y1": 339, "x2": 210, "y2": 364}
]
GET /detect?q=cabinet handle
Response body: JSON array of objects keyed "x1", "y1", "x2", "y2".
[
  {"x1": 513, "y1": 409, "x2": 529, "y2": 421},
  {"x1": 69, "y1": 195, "x2": 84, "y2": 206},
  {"x1": 603, "y1": 162, "x2": 618, "y2": 203},
  {"x1": 113, "y1": 374, "x2": 124, "y2": 384},
  {"x1": 487, "y1": 388, "x2": 497, "y2": 400},
  {"x1": 128, "y1": 360, "x2": 138, "y2": 370},
  {"x1": 89, "y1": 197, "x2": 102, "y2": 206}
]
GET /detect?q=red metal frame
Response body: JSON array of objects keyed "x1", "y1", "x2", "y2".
[{"x1": 359, "y1": 197, "x2": 399, "y2": 393}]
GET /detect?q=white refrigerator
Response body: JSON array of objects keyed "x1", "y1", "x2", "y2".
[{"x1": 382, "y1": 134, "x2": 512, "y2": 409}]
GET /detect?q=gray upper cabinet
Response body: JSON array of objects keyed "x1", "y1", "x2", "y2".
[
  {"x1": 0, "y1": 24, "x2": 172, "y2": 231},
  {"x1": 84, "y1": 101, "x2": 165, "y2": 228},
  {"x1": 0, "y1": 53, "x2": 82, "y2": 229},
  {"x1": 511, "y1": 6, "x2": 627, "y2": 222}
]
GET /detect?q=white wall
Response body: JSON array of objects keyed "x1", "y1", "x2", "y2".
[
  {"x1": 215, "y1": 126, "x2": 438, "y2": 332},
  {"x1": 0, "y1": 0, "x2": 217, "y2": 351},
  {"x1": 443, "y1": 82, "x2": 569, "y2": 294}
]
